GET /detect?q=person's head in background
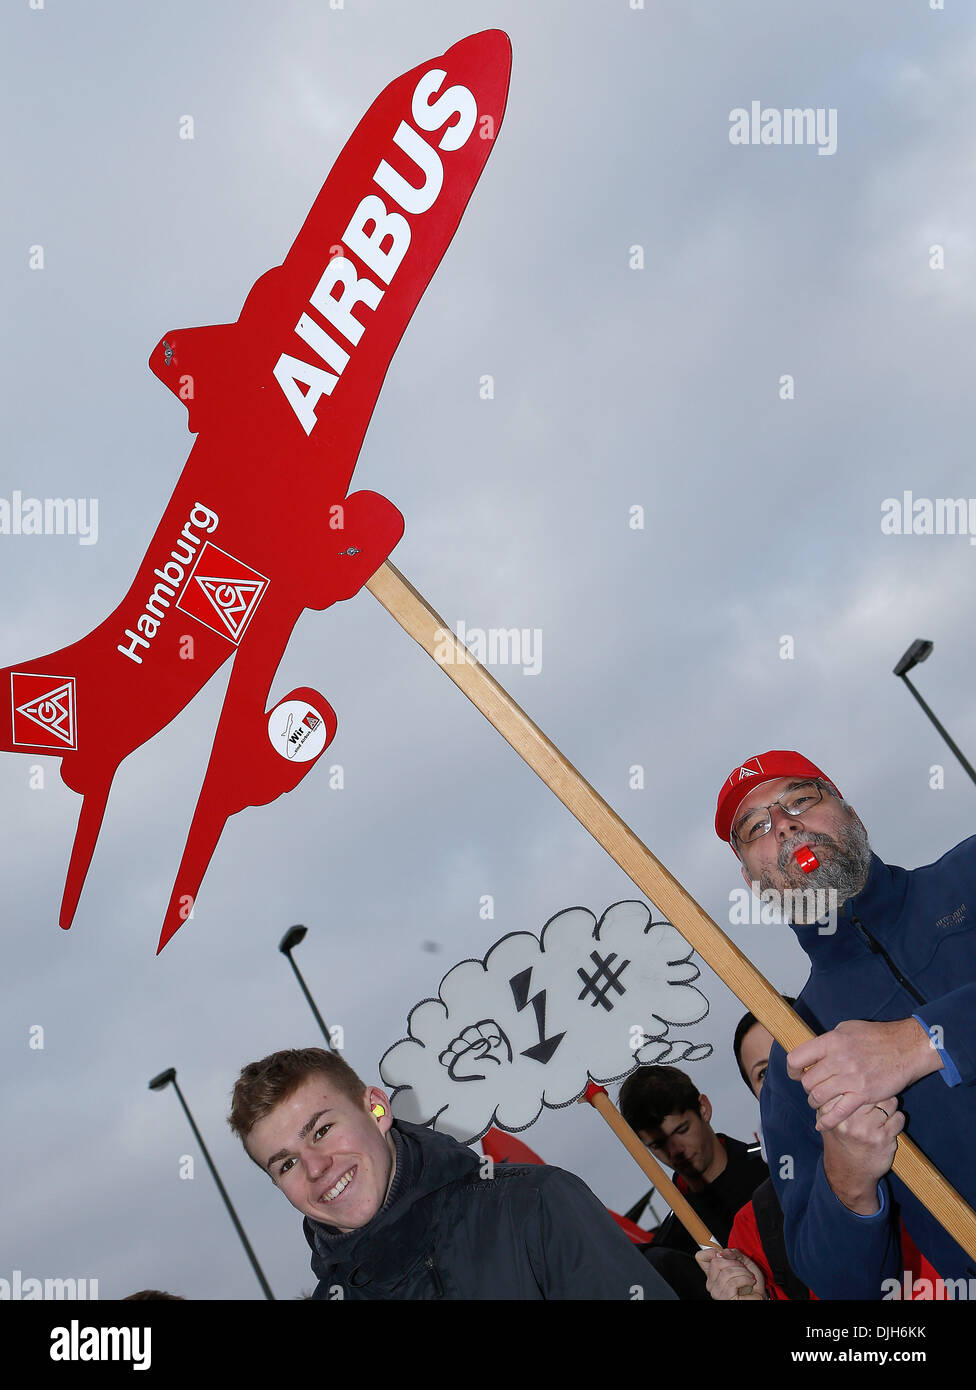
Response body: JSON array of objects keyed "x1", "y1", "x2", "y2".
[
  {"x1": 618, "y1": 1065, "x2": 724, "y2": 1191},
  {"x1": 731, "y1": 999, "x2": 796, "y2": 1101}
]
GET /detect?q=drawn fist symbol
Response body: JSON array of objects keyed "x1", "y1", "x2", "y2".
[{"x1": 439, "y1": 1021, "x2": 513, "y2": 1082}]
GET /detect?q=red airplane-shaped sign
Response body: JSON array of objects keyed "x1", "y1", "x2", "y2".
[{"x1": 2, "y1": 30, "x2": 511, "y2": 952}]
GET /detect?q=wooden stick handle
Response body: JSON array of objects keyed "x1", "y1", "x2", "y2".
[
  {"x1": 366, "y1": 559, "x2": 976, "y2": 1262},
  {"x1": 580, "y1": 1084, "x2": 719, "y2": 1249}
]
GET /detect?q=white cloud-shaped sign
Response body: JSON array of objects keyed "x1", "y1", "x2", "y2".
[{"x1": 381, "y1": 901, "x2": 712, "y2": 1143}]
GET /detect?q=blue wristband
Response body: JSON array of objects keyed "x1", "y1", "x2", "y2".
[
  {"x1": 913, "y1": 1013, "x2": 961, "y2": 1087},
  {"x1": 848, "y1": 1182, "x2": 888, "y2": 1220}
]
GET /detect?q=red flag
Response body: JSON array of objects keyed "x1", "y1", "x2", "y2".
[
  {"x1": 607, "y1": 1209, "x2": 653, "y2": 1245},
  {"x1": 480, "y1": 1128, "x2": 544, "y2": 1165}
]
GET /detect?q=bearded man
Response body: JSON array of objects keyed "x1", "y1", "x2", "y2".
[{"x1": 714, "y1": 750, "x2": 976, "y2": 1299}]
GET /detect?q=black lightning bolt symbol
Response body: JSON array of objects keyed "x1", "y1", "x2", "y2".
[{"x1": 510, "y1": 967, "x2": 565, "y2": 1065}]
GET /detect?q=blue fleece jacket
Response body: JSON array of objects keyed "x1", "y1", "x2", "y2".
[{"x1": 761, "y1": 839, "x2": 976, "y2": 1300}]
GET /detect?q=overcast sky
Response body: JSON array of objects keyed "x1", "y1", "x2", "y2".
[{"x1": 2, "y1": 0, "x2": 975, "y2": 1300}]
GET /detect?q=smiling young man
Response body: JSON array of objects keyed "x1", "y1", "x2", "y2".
[
  {"x1": 229, "y1": 1047, "x2": 676, "y2": 1300},
  {"x1": 716, "y1": 749, "x2": 976, "y2": 1299}
]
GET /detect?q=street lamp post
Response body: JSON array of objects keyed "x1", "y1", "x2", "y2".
[
  {"x1": 278, "y1": 924, "x2": 337, "y2": 1052},
  {"x1": 893, "y1": 640, "x2": 976, "y2": 789},
  {"x1": 148, "y1": 1068, "x2": 275, "y2": 1300}
]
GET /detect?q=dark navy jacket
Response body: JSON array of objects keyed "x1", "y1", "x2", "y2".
[
  {"x1": 762, "y1": 841, "x2": 976, "y2": 1299},
  {"x1": 304, "y1": 1118, "x2": 676, "y2": 1300}
]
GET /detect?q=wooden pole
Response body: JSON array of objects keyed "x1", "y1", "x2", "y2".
[
  {"x1": 579, "y1": 1084, "x2": 719, "y2": 1250},
  {"x1": 580, "y1": 1086, "x2": 758, "y2": 1296},
  {"x1": 366, "y1": 558, "x2": 976, "y2": 1262}
]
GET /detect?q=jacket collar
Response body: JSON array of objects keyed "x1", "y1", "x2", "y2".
[
  {"x1": 789, "y1": 851, "x2": 908, "y2": 962},
  {"x1": 304, "y1": 1123, "x2": 411, "y2": 1254},
  {"x1": 303, "y1": 1120, "x2": 480, "y2": 1285}
]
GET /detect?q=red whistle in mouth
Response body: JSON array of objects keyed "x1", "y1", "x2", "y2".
[{"x1": 794, "y1": 845, "x2": 820, "y2": 874}]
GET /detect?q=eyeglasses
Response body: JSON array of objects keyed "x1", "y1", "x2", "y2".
[{"x1": 732, "y1": 781, "x2": 824, "y2": 845}]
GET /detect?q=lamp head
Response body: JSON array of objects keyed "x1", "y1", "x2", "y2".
[
  {"x1": 278, "y1": 924, "x2": 307, "y2": 955},
  {"x1": 148, "y1": 1067, "x2": 176, "y2": 1092},
  {"x1": 894, "y1": 639, "x2": 933, "y2": 677}
]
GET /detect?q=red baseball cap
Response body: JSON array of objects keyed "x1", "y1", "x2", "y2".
[{"x1": 715, "y1": 751, "x2": 840, "y2": 846}]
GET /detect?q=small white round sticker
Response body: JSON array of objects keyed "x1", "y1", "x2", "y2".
[{"x1": 268, "y1": 700, "x2": 329, "y2": 763}]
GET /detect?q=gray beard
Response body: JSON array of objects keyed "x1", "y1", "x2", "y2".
[{"x1": 757, "y1": 811, "x2": 872, "y2": 924}]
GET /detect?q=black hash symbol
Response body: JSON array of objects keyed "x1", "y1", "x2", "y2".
[
  {"x1": 577, "y1": 951, "x2": 630, "y2": 1011},
  {"x1": 510, "y1": 967, "x2": 565, "y2": 1065}
]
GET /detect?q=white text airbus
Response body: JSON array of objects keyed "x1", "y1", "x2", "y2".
[{"x1": 274, "y1": 69, "x2": 482, "y2": 434}]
